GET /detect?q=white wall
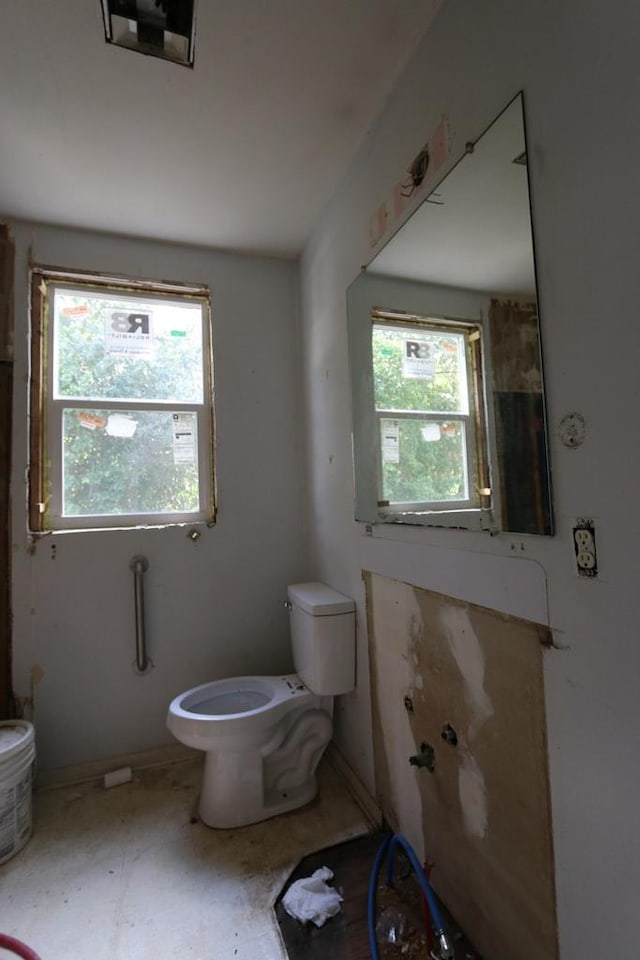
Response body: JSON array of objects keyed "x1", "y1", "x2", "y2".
[
  {"x1": 11, "y1": 223, "x2": 310, "y2": 771},
  {"x1": 300, "y1": 1, "x2": 640, "y2": 957}
]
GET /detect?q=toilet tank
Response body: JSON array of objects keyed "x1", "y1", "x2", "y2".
[{"x1": 287, "y1": 582, "x2": 355, "y2": 696}]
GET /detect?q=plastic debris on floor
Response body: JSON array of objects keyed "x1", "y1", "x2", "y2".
[{"x1": 282, "y1": 866, "x2": 343, "y2": 927}]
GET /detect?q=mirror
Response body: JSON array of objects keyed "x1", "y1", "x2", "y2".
[{"x1": 347, "y1": 92, "x2": 553, "y2": 536}]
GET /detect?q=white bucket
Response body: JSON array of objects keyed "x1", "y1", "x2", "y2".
[{"x1": 0, "y1": 720, "x2": 36, "y2": 865}]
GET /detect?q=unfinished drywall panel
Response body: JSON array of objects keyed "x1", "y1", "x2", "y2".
[{"x1": 365, "y1": 571, "x2": 557, "y2": 960}]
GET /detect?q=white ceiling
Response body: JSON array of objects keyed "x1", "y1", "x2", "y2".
[
  {"x1": 0, "y1": 1, "x2": 441, "y2": 257},
  {"x1": 370, "y1": 95, "x2": 538, "y2": 296}
]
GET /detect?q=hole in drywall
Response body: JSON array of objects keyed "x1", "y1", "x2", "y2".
[{"x1": 440, "y1": 723, "x2": 458, "y2": 747}]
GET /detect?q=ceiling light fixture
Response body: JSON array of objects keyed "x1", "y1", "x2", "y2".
[{"x1": 101, "y1": 0, "x2": 196, "y2": 67}]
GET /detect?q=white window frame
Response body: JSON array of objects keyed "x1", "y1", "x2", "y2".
[
  {"x1": 373, "y1": 314, "x2": 480, "y2": 516},
  {"x1": 348, "y1": 301, "x2": 495, "y2": 532},
  {"x1": 29, "y1": 268, "x2": 216, "y2": 532}
]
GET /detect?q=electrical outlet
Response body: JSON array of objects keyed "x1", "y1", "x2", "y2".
[{"x1": 572, "y1": 519, "x2": 597, "y2": 577}]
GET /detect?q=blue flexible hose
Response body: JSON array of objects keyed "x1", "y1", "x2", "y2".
[
  {"x1": 385, "y1": 833, "x2": 447, "y2": 937},
  {"x1": 368, "y1": 832, "x2": 449, "y2": 960},
  {"x1": 367, "y1": 833, "x2": 392, "y2": 960}
]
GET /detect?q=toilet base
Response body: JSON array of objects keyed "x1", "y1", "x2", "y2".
[
  {"x1": 199, "y1": 770, "x2": 319, "y2": 829},
  {"x1": 197, "y1": 706, "x2": 333, "y2": 829}
]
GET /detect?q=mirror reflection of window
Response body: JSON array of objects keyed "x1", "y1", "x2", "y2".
[
  {"x1": 372, "y1": 314, "x2": 489, "y2": 515},
  {"x1": 348, "y1": 92, "x2": 553, "y2": 535}
]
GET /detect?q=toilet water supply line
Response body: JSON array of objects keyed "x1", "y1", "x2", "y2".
[{"x1": 368, "y1": 833, "x2": 454, "y2": 960}]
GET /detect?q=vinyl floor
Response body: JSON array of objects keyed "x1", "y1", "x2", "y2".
[{"x1": 2, "y1": 755, "x2": 371, "y2": 960}]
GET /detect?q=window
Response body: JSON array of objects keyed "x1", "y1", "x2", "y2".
[
  {"x1": 29, "y1": 269, "x2": 215, "y2": 531},
  {"x1": 349, "y1": 307, "x2": 492, "y2": 529}
]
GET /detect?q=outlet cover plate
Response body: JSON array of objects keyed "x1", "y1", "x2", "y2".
[{"x1": 572, "y1": 517, "x2": 597, "y2": 578}]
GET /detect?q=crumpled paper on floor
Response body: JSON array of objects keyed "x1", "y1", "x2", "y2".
[{"x1": 281, "y1": 866, "x2": 343, "y2": 927}]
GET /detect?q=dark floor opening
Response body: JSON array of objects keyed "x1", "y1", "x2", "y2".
[{"x1": 275, "y1": 831, "x2": 483, "y2": 960}]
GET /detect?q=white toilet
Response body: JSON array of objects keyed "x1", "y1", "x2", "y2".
[{"x1": 166, "y1": 582, "x2": 355, "y2": 829}]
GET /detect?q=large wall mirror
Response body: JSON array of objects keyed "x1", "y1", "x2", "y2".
[{"x1": 347, "y1": 92, "x2": 553, "y2": 536}]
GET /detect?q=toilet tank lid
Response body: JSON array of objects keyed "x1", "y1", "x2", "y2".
[{"x1": 288, "y1": 582, "x2": 355, "y2": 616}]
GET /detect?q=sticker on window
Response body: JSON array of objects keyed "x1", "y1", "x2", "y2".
[
  {"x1": 402, "y1": 338, "x2": 435, "y2": 380},
  {"x1": 77, "y1": 412, "x2": 107, "y2": 431},
  {"x1": 105, "y1": 414, "x2": 138, "y2": 438},
  {"x1": 105, "y1": 310, "x2": 153, "y2": 357},
  {"x1": 172, "y1": 413, "x2": 197, "y2": 465},
  {"x1": 61, "y1": 303, "x2": 89, "y2": 318},
  {"x1": 421, "y1": 423, "x2": 441, "y2": 442},
  {"x1": 381, "y1": 419, "x2": 400, "y2": 463}
]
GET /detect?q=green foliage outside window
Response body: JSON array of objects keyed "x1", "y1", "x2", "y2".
[
  {"x1": 62, "y1": 410, "x2": 199, "y2": 517},
  {"x1": 372, "y1": 325, "x2": 471, "y2": 504},
  {"x1": 54, "y1": 292, "x2": 204, "y2": 518}
]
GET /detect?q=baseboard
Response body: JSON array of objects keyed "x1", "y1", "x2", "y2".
[
  {"x1": 36, "y1": 742, "x2": 197, "y2": 791},
  {"x1": 325, "y1": 741, "x2": 381, "y2": 829}
]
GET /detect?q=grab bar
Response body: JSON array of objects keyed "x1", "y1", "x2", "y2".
[{"x1": 130, "y1": 555, "x2": 150, "y2": 672}]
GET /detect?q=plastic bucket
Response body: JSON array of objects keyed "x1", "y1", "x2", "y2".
[{"x1": 0, "y1": 720, "x2": 36, "y2": 865}]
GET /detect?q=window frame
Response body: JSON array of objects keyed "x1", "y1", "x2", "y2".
[
  {"x1": 348, "y1": 298, "x2": 495, "y2": 532},
  {"x1": 373, "y1": 313, "x2": 481, "y2": 514},
  {"x1": 29, "y1": 267, "x2": 216, "y2": 533}
]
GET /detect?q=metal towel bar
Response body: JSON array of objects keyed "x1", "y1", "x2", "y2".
[{"x1": 130, "y1": 555, "x2": 150, "y2": 672}]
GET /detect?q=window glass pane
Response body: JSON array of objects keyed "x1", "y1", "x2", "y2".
[
  {"x1": 62, "y1": 408, "x2": 200, "y2": 517},
  {"x1": 380, "y1": 418, "x2": 468, "y2": 504},
  {"x1": 372, "y1": 324, "x2": 468, "y2": 414},
  {"x1": 54, "y1": 288, "x2": 204, "y2": 403}
]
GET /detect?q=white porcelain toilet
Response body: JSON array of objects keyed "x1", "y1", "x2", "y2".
[{"x1": 166, "y1": 582, "x2": 355, "y2": 829}]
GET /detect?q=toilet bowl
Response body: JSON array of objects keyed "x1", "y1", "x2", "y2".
[
  {"x1": 168, "y1": 675, "x2": 313, "y2": 749},
  {"x1": 166, "y1": 582, "x2": 355, "y2": 829}
]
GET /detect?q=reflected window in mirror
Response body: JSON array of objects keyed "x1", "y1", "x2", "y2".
[
  {"x1": 347, "y1": 92, "x2": 553, "y2": 535},
  {"x1": 372, "y1": 312, "x2": 490, "y2": 519}
]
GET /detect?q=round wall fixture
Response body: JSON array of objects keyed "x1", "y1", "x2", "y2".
[{"x1": 559, "y1": 412, "x2": 586, "y2": 448}]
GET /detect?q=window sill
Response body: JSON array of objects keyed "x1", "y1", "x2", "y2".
[
  {"x1": 28, "y1": 517, "x2": 216, "y2": 538},
  {"x1": 375, "y1": 507, "x2": 496, "y2": 533}
]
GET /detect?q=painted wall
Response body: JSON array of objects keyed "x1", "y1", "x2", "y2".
[
  {"x1": 300, "y1": 1, "x2": 640, "y2": 957},
  {"x1": 11, "y1": 223, "x2": 310, "y2": 770}
]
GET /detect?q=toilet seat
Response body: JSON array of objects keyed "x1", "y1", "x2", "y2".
[{"x1": 167, "y1": 674, "x2": 314, "y2": 750}]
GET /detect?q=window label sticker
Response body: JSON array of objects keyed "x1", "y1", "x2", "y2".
[
  {"x1": 77, "y1": 412, "x2": 107, "y2": 431},
  {"x1": 172, "y1": 413, "x2": 197, "y2": 465},
  {"x1": 382, "y1": 419, "x2": 400, "y2": 463},
  {"x1": 61, "y1": 303, "x2": 89, "y2": 317},
  {"x1": 403, "y1": 338, "x2": 435, "y2": 380},
  {"x1": 421, "y1": 422, "x2": 441, "y2": 442},
  {"x1": 105, "y1": 311, "x2": 153, "y2": 357},
  {"x1": 105, "y1": 414, "x2": 138, "y2": 438}
]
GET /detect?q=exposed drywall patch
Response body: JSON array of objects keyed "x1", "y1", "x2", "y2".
[
  {"x1": 439, "y1": 605, "x2": 493, "y2": 737},
  {"x1": 458, "y1": 750, "x2": 488, "y2": 839},
  {"x1": 369, "y1": 115, "x2": 450, "y2": 251},
  {"x1": 365, "y1": 573, "x2": 426, "y2": 859},
  {"x1": 365, "y1": 571, "x2": 557, "y2": 960}
]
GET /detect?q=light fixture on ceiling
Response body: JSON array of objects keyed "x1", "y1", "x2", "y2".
[{"x1": 101, "y1": 0, "x2": 196, "y2": 67}]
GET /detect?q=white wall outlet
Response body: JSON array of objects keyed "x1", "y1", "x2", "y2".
[{"x1": 572, "y1": 519, "x2": 597, "y2": 577}]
